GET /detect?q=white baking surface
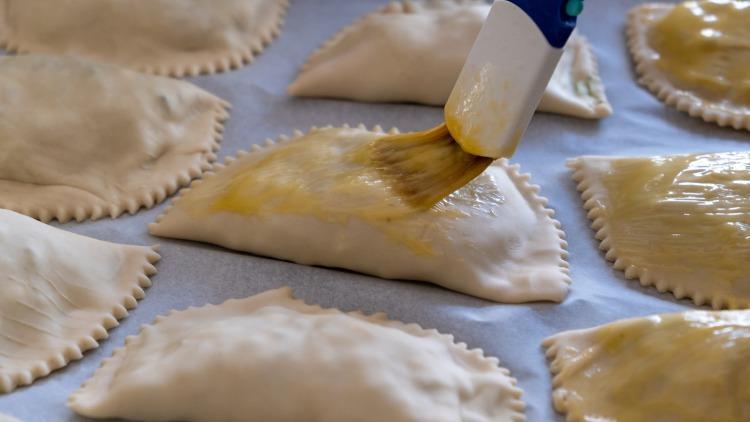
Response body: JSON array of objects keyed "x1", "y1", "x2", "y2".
[{"x1": 1, "y1": 1, "x2": 747, "y2": 421}]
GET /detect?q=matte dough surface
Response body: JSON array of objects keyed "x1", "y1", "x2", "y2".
[
  {"x1": 0, "y1": 0, "x2": 289, "y2": 76},
  {"x1": 288, "y1": 0, "x2": 612, "y2": 119},
  {"x1": 0, "y1": 54, "x2": 229, "y2": 223},
  {"x1": 70, "y1": 287, "x2": 526, "y2": 422},
  {"x1": 0, "y1": 209, "x2": 159, "y2": 394}
]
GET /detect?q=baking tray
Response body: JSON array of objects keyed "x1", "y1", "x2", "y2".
[{"x1": 2, "y1": 0, "x2": 747, "y2": 420}]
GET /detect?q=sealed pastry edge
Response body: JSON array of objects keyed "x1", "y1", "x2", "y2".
[
  {"x1": 0, "y1": 240, "x2": 161, "y2": 394},
  {"x1": 0, "y1": 97, "x2": 231, "y2": 224},
  {"x1": 0, "y1": 0, "x2": 289, "y2": 77},
  {"x1": 626, "y1": 3, "x2": 750, "y2": 131},
  {"x1": 148, "y1": 123, "x2": 571, "y2": 295},
  {"x1": 541, "y1": 324, "x2": 599, "y2": 422},
  {"x1": 68, "y1": 286, "x2": 527, "y2": 421},
  {"x1": 568, "y1": 156, "x2": 750, "y2": 310}
]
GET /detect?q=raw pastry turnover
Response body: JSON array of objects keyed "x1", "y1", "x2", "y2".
[
  {"x1": 0, "y1": 55, "x2": 229, "y2": 223},
  {"x1": 149, "y1": 125, "x2": 570, "y2": 303},
  {"x1": 543, "y1": 310, "x2": 750, "y2": 422},
  {"x1": 627, "y1": 0, "x2": 750, "y2": 130},
  {"x1": 0, "y1": 0, "x2": 289, "y2": 76},
  {"x1": 570, "y1": 152, "x2": 750, "y2": 309},
  {"x1": 69, "y1": 287, "x2": 526, "y2": 422},
  {"x1": 289, "y1": 0, "x2": 611, "y2": 119},
  {"x1": 0, "y1": 209, "x2": 160, "y2": 394}
]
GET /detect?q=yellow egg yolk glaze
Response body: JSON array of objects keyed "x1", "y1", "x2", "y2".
[
  {"x1": 648, "y1": 0, "x2": 750, "y2": 106},
  {"x1": 600, "y1": 152, "x2": 750, "y2": 300},
  {"x1": 191, "y1": 128, "x2": 506, "y2": 255},
  {"x1": 562, "y1": 311, "x2": 750, "y2": 421}
]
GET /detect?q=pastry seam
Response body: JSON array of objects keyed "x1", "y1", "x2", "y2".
[
  {"x1": 0, "y1": 99, "x2": 230, "y2": 224},
  {"x1": 0, "y1": 245, "x2": 161, "y2": 394},
  {"x1": 68, "y1": 286, "x2": 526, "y2": 420},
  {"x1": 541, "y1": 327, "x2": 595, "y2": 422}
]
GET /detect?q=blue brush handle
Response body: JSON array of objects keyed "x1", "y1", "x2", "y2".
[{"x1": 506, "y1": 0, "x2": 583, "y2": 48}]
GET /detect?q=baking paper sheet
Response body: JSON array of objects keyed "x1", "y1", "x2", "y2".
[{"x1": 2, "y1": 0, "x2": 748, "y2": 420}]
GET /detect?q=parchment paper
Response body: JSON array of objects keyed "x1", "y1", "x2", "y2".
[{"x1": 2, "y1": 1, "x2": 748, "y2": 421}]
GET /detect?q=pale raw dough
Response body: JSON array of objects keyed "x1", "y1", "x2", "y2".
[
  {"x1": 543, "y1": 310, "x2": 750, "y2": 421},
  {"x1": 0, "y1": 0, "x2": 289, "y2": 76},
  {"x1": 0, "y1": 55, "x2": 230, "y2": 223},
  {"x1": 627, "y1": 2, "x2": 750, "y2": 131},
  {"x1": 569, "y1": 153, "x2": 750, "y2": 309},
  {"x1": 288, "y1": 0, "x2": 611, "y2": 119},
  {"x1": 149, "y1": 125, "x2": 570, "y2": 303},
  {"x1": 0, "y1": 209, "x2": 160, "y2": 394},
  {"x1": 69, "y1": 287, "x2": 526, "y2": 422}
]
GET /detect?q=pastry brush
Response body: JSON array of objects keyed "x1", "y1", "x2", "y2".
[{"x1": 372, "y1": 0, "x2": 583, "y2": 209}]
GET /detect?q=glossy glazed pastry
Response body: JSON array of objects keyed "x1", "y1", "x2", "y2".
[
  {"x1": 628, "y1": 0, "x2": 750, "y2": 130},
  {"x1": 0, "y1": 0, "x2": 289, "y2": 76},
  {"x1": 70, "y1": 287, "x2": 526, "y2": 422},
  {"x1": 0, "y1": 209, "x2": 159, "y2": 394},
  {"x1": 289, "y1": 0, "x2": 611, "y2": 119},
  {"x1": 544, "y1": 310, "x2": 750, "y2": 421},
  {"x1": 0, "y1": 55, "x2": 229, "y2": 222},
  {"x1": 570, "y1": 152, "x2": 750, "y2": 309},
  {"x1": 150, "y1": 125, "x2": 570, "y2": 303}
]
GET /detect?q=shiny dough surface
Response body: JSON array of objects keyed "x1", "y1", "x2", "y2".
[
  {"x1": 0, "y1": 0, "x2": 289, "y2": 76},
  {"x1": 288, "y1": 0, "x2": 611, "y2": 119},
  {"x1": 627, "y1": 0, "x2": 750, "y2": 129},
  {"x1": 648, "y1": 0, "x2": 750, "y2": 107},
  {"x1": 0, "y1": 55, "x2": 228, "y2": 223},
  {"x1": 150, "y1": 126, "x2": 570, "y2": 303},
  {"x1": 544, "y1": 310, "x2": 750, "y2": 422},
  {"x1": 570, "y1": 152, "x2": 750, "y2": 309},
  {"x1": 0, "y1": 209, "x2": 159, "y2": 394},
  {"x1": 69, "y1": 287, "x2": 526, "y2": 422}
]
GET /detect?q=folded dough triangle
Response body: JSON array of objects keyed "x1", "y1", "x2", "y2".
[
  {"x1": 0, "y1": 55, "x2": 230, "y2": 223},
  {"x1": 627, "y1": 1, "x2": 750, "y2": 131},
  {"x1": 0, "y1": 0, "x2": 289, "y2": 76},
  {"x1": 289, "y1": 0, "x2": 611, "y2": 119},
  {"x1": 0, "y1": 209, "x2": 160, "y2": 394},
  {"x1": 70, "y1": 287, "x2": 526, "y2": 422},
  {"x1": 543, "y1": 310, "x2": 750, "y2": 421},
  {"x1": 150, "y1": 125, "x2": 570, "y2": 303},
  {"x1": 570, "y1": 152, "x2": 750, "y2": 309}
]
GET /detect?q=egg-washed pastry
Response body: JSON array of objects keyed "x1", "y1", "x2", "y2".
[
  {"x1": 570, "y1": 152, "x2": 750, "y2": 309},
  {"x1": 288, "y1": 0, "x2": 611, "y2": 119},
  {"x1": 69, "y1": 287, "x2": 526, "y2": 422},
  {"x1": 0, "y1": 55, "x2": 229, "y2": 223},
  {"x1": 0, "y1": 209, "x2": 160, "y2": 394},
  {"x1": 627, "y1": 0, "x2": 750, "y2": 130},
  {"x1": 0, "y1": 0, "x2": 288, "y2": 76},
  {"x1": 543, "y1": 310, "x2": 750, "y2": 422},
  {"x1": 149, "y1": 125, "x2": 570, "y2": 303}
]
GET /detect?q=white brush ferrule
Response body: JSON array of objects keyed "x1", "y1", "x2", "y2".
[{"x1": 445, "y1": 0, "x2": 563, "y2": 159}]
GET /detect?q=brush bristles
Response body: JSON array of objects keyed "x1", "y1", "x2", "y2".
[{"x1": 371, "y1": 123, "x2": 493, "y2": 209}]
